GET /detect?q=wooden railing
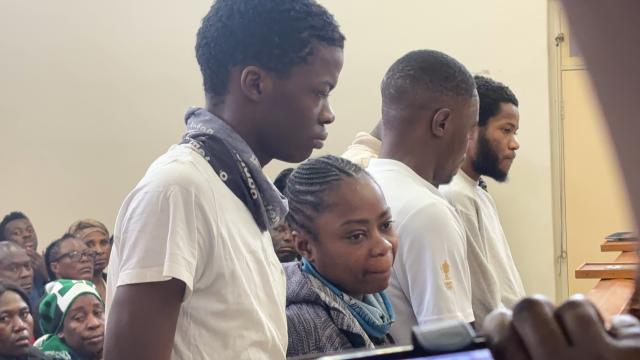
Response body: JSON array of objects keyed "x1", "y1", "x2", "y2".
[{"x1": 575, "y1": 236, "x2": 638, "y2": 326}]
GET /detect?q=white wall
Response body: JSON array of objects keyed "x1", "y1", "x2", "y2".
[{"x1": 0, "y1": 1, "x2": 555, "y2": 299}]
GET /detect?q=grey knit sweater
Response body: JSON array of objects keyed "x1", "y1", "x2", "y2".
[{"x1": 284, "y1": 262, "x2": 391, "y2": 358}]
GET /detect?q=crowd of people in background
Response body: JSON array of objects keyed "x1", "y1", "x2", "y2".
[{"x1": 0, "y1": 212, "x2": 109, "y2": 359}]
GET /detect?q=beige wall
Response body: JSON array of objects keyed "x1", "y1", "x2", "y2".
[{"x1": 0, "y1": 1, "x2": 556, "y2": 298}]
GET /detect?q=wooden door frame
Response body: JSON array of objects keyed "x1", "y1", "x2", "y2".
[{"x1": 548, "y1": 0, "x2": 571, "y2": 302}]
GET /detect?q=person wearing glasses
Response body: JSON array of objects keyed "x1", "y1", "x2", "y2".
[{"x1": 43, "y1": 235, "x2": 94, "y2": 282}]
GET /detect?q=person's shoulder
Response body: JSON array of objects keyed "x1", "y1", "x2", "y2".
[
  {"x1": 441, "y1": 183, "x2": 478, "y2": 215},
  {"x1": 138, "y1": 144, "x2": 214, "y2": 191}
]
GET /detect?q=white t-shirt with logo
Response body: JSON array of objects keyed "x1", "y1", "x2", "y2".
[
  {"x1": 106, "y1": 144, "x2": 287, "y2": 359},
  {"x1": 367, "y1": 159, "x2": 474, "y2": 345}
]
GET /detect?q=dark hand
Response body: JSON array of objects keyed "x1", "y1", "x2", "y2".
[{"x1": 482, "y1": 295, "x2": 640, "y2": 360}]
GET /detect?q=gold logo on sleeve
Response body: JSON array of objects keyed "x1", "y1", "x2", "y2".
[{"x1": 442, "y1": 260, "x2": 453, "y2": 290}]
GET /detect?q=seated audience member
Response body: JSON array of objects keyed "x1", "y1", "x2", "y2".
[
  {"x1": 0, "y1": 243, "x2": 33, "y2": 303},
  {"x1": 0, "y1": 280, "x2": 50, "y2": 360},
  {"x1": 482, "y1": 1, "x2": 640, "y2": 359},
  {"x1": 440, "y1": 75, "x2": 525, "y2": 326},
  {"x1": 44, "y1": 236, "x2": 94, "y2": 282},
  {"x1": 284, "y1": 155, "x2": 398, "y2": 357},
  {"x1": 270, "y1": 168, "x2": 299, "y2": 263},
  {"x1": 367, "y1": 50, "x2": 476, "y2": 344},
  {"x1": 36, "y1": 280, "x2": 103, "y2": 360},
  {"x1": 341, "y1": 122, "x2": 382, "y2": 168},
  {"x1": 0, "y1": 213, "x2": 48, "y2": 303},
  {"x1": 67, "y1": 220, "x2": 111, "y2": 300}
]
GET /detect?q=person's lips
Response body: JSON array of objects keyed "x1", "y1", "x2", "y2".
[
  {"x1": 79, "y1": 265, "x2": 93, "y2": 274},
  {"x1": 366, "y1": 268, "x2": 391, "y2": 277},
  {"x1": 94, "y1": 258, "x2": 107, "y2": 268},
  {"x1": 13, "y1": 334, "x2": 30, "y2": 348},
  {"x1": 277, "y1": 246, "x2": 296, "y2": 254},
  {"x1": 84, "y1": 333, "x2": 104, "y2": 346},
  {"x1": 313, "y1": 132, "x2": 328, "y2": 149},
  {"x1": 20, "y1": 282, "x2": 32, "y2": 292}
]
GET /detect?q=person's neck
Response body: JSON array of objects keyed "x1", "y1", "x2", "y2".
[
  {"x1": 370, "y1": 122, "x2": 382, "y2": 141},
  {"x1": 205, "y1": 100, "x2": 272, "y2": 167},
  {"x1": 379, "y1": 140, "x2": 438, "y2": 187},
  {"x1": 460, "y1": 159, "x2": 481, "y2": 181}
]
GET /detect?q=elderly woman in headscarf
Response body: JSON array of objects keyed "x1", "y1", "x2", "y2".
[
  {"x1": 67, "y1": 220, "x2": 110, "y2": 301},
  {"x1": 35, "y1": 280, "x2": 104, "y2": 360}
]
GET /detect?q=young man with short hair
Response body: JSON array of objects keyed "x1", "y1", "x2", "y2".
[
  {"x1": 104, "y1": 1, "x2": 345, "y2": 359},
  {"x1": 440, "y1": 75, "x2": 525, "y2": 326},
  {"x1": 367, "y1": 50, "x2": 478, "y2": 344},
  {"x1": 0, "y1": 212, "x2": 48, "y2": 306}
]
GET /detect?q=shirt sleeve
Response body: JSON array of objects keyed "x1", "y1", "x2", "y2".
[
  {"x1": 114, "y1": 185, "x2": 202, "y2": 300},
  {"x1": 395, "y1": 202, "x2": 474, "y2": 325}
]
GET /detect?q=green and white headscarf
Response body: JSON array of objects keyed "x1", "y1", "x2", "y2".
[
  {"x1": 38, "y1": 279, "x2": 102, "y2": 335},
  {"x1": 35, "y1": 280, "x2": 103, "y2": 360}
]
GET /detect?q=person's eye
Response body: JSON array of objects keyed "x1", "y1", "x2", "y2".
[
  {"x1": 94, "y1": 309, "x2": 104, "y2": 318},
  {"x1": 502, "y1": 127, "x2": 513, "y2": 134},
  {"x1": 19, "y1": 310, "x2": 30, "y2": 320},
  {"x1": 381, "y1": 220, "x2": 394, "y2": 232},
  {"x1": 0, "y1": 316, "x2": 9, "y2": 323},
  {"x1": 73, "y1": 314, "x2": 86, "y2": 322},
  {"x1": 315, "y1": 90, "x2": 329, "y2": 99},
  {"x1": 347, "y1": 232, "x2": 366, "y2": 242}
]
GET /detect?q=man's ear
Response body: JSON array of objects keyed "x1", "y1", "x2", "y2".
[
  {"x1": 292, "y1": 230, "x2": 315, "y2": 262},
  {"x1": 240, "y1": 66, "x2": 272, "y2": 101},
  {"x1": 431, "y1": 108, "x2": 451, "y2": 138}
]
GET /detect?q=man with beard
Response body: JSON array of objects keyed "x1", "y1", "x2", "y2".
[{"x1": 441, "y1": 75, "x2": 525, "y2": 327}]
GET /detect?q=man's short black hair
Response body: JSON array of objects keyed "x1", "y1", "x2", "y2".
[
  {"x1": 196, "y1": 0, "x2": 345, "y2": 98},
  {"x1": 0, "y1": 211, "x2": 28, "y2": 240},
  {"x1": 381, "y1": 49, "x2": 476, "y2": 111},
  {"x1": 475, "y1": 75, "x2": 519, "y2": 127}
]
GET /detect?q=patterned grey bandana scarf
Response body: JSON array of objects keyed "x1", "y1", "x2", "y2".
[{"x1": 180, "y1": 107, "x2": 288, "y2": 232}]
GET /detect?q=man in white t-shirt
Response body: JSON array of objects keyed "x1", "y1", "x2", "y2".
[
  {"x1": 367, "y1": 50, "x2": 479, "y2": 344},
  {"x1": 441, "y1": 75, "x2": 525, "y2": 326},
  {"x1": 103, "y1": 1, "x2": 345, "y2": 359}
]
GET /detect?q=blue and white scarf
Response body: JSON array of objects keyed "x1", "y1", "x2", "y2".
[{"x1": 301, "y1": 258, "x2": 395, "y2": 339}]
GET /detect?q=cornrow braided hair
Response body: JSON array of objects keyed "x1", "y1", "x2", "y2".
[{"x1": 285, "y1": 155, "x2": 367, "y2": 239}]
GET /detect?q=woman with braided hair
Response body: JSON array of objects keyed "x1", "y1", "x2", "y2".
[{"x1": 283, "y1": 155, "x2": 398, "y2": 357}]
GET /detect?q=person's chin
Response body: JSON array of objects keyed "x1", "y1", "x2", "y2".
[
  {"x1": 365, "y1": 270, "x2": 391, "y2": 290},
  {"x1": 12, "y1": 335, "x2": 31, "y2": 353},
  {"x1": 79, "y1": 271, "x2": 94, "y2": 281},
  {"x1": 277, "y1": 146, "x2": 313, "y2": 164}
]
